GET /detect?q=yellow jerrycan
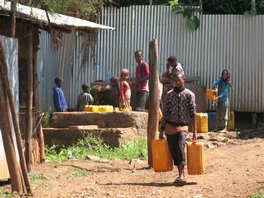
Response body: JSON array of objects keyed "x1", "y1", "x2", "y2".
[
  {"x1": 187, "y1": 141, "x2": 205, "y2": 175},
  {"x1": 152, "y1": 139, "x2": 173, "y2": 172},
  {"x1": 196, "y1": 113, "x2": 208, "y2": 133},
  {"x1": 205, "y1": 89, "x2": 217, "y2": 100}
]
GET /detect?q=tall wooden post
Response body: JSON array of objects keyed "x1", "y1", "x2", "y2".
[
  {"x1": 0, "y1": 65, "x2": 24, "y2": 195},
  {"x1": 147, "y1": 39, "x2": 159, "y2": 166},
  {"x1": 10, "y1": 2, "x2": 16, "y2": 37},
  {"x1": 25, "y1": 26, "x2": 34, "y2": 171},
  {"x1": 0, "y1": 41, "x2": 32, "y2": 194}
]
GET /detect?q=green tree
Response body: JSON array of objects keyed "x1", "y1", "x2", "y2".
[{"x1": 18, "y1": 0, "x2": 104, "y2": 21}]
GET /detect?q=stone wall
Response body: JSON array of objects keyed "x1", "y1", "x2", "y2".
[
  {"x1": 50, "y1": 111, "x2": 148, "y2": 130},
  {"x1": 45, "y1": 111, "x2": 149, "y2": 147}
]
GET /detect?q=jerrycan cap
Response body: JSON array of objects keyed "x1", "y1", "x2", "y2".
[{"x1": 192, "y1": 139, "x2": 198, "y2": 143}]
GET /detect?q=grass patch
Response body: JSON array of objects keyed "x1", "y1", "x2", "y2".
[
  {"x1": 45, "y1": 136, "x2": 147, "y2": 162},
  {"x1": 0, "y1": 189, "x2": 18, "y2": 198},
  {"x1": 29, "y1": 173, "x2": 53, "y2": 190},
  {"x1": 71, "y1": 167, "x2": 88, "y2": 177},
  {"x1": 250, "y1": 193, "x2": 264, "y2": 198}
]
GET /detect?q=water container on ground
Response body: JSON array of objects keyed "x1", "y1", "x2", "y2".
[
  {"x1": 208, "y1": 111, "x2": 216, "y2": 131},
  {"x1": 227, "y1": 111, "x2": 235, "y2": 131},
  {"x1": 196, "y1": 113, "x2": 208, "y2": 133}
]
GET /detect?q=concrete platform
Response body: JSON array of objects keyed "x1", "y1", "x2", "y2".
[
  {"x1": 43, "y1": 127, "x2": 142, "y2": 147},
  {"x1": 50, "y1": 111, "x2": 148, "y2": 130}
]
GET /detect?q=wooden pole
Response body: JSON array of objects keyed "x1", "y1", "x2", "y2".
[
  {"x1": 0, "y1": 41, "x2": 32, "y2": 194},
  {"x1": 38, "y1": 124, "x2": 45, "y2": 162},
  {"x1": 25, "y1": 26, "x2": 34, "y2": 171},
  {"x1": 147, "y1": 39, "x2": 159, "y2": 166},
  {"x1": 0, "y1": 66, "x2": 24, "y2": 195},
  {"x1": 10, "y1": 2, "x2": 16, "y2": 37}
]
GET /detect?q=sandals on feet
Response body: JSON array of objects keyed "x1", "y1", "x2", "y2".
[{"x1": 174, "y1": 177, "x2": 187, "y2": 185}]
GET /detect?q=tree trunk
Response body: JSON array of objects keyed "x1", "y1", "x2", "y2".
[
  {"x1": 199, "y1": 0, "x2": 203, "y2": 11},
  {"x1": 147, "y1": 39, "x2": 159, "y2": 166},
  {"x1": 251, "y1": 0, "x2": 256, "y2": 13}
]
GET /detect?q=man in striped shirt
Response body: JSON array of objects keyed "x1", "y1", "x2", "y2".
[
  {"x1": 134, "y1": 50, "x2": 150, "y2": 111},
  {"x1": 159, "y1": 71, "x2": 197, "y2": 185}
]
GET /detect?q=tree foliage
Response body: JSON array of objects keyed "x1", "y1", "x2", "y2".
[
  {"x1": 105, "y1": 0, "x2": 264, "y2": 15},
  {"x1": 202, "y1": 0, "x2": 264, "y2": 14},
  {"x1": 18, "y1": 0, "x2": 104, "y2": 21}
]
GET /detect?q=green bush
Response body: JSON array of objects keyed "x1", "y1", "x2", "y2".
[
  {"x1": 42, "y1": 112, "x2": 51, "y2": 128},
  {"x1": 45, "y1": 136, "x2": 148, "y2": 162}
]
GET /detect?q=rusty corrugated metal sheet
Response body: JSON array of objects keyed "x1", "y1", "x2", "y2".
[{"x1": 97, "y1": 6, "x2": 264, "y2": 112}]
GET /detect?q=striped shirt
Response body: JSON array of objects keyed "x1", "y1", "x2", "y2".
[{"x1": 160, "y1": 87, "x2": 196, "y2": 130}]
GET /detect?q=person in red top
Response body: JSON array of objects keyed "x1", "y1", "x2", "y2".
[
  {"x1": 119, "y1": 68, "x2": 131, "y2": 110},
  {"x1": 134, "y1": 50, "x2": 150, "y2": 111}
]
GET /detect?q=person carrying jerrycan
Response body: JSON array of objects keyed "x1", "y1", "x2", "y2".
[
  {"x1": 159, "y1": 71, "x2": 197, "y2": 186},
  {"x1": 212, "y1": 69, "x2": 232, "y2": 132}
]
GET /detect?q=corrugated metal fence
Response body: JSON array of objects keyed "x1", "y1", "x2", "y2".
[{"x1": 38, "y1": 5, "x2": 264, "y2": 112}]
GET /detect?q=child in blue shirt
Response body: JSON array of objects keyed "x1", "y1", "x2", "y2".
[
  {"x1": 212, "y1": 69, "x2": 231, "y2": 132},
  {"x1": 53, "y1": 77, "x2": 68, "y2": 112}
]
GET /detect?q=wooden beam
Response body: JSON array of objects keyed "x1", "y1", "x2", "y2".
[
  {"x1": 10, "y1": 2, "x2": 16, "y2": 37},
  {"x1": 0, "y1": 40, "x2": 32, "y2": 194},
  {"x1": 147, "y1": 39, "x2": 159, "y2": 166},
  {"x1": 0, "y1": 45, "x2": 24, "y2": 194},
  {"x1": 25, "y1": 26, "x2": 34, "y2": 171}
]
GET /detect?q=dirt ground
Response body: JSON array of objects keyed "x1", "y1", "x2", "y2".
[{"x1": 1, "y1": 136, "x2": 264, "y2": 198}]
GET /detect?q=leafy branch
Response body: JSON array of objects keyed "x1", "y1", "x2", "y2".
[{"x1": 169, "y1": 0, "x2": 202, "y2": 31}]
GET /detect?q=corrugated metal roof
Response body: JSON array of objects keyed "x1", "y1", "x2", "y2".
[{"x1": 0, "y1": 1, "x2": 115, "y2": 30}]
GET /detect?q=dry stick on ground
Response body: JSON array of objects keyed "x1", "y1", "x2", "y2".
[
  {"x1": 0, "y1": 41, "x2": 32, "y2": 194},
  {"x1": 147, "y1": 39, "x2": 160, "y2": 166}
]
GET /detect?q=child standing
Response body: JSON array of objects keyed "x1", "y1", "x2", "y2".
[
  {"x1": 119, "y1": 68, "x2": 131, "y2": 110},
  {"x1": 212, "y1": 69, "x2": 232, "y2": 132},
  {"x1": 76, "y1": 83, "x2": 94, "y2": 111}
]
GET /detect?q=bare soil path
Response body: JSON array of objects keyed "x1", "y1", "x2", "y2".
[
  {"x1": 1, "y1": 137, "x2": 264, "y2": 198},
  {"x1": 32, "y1": 138, "x2": 264, "y2": 197}
]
